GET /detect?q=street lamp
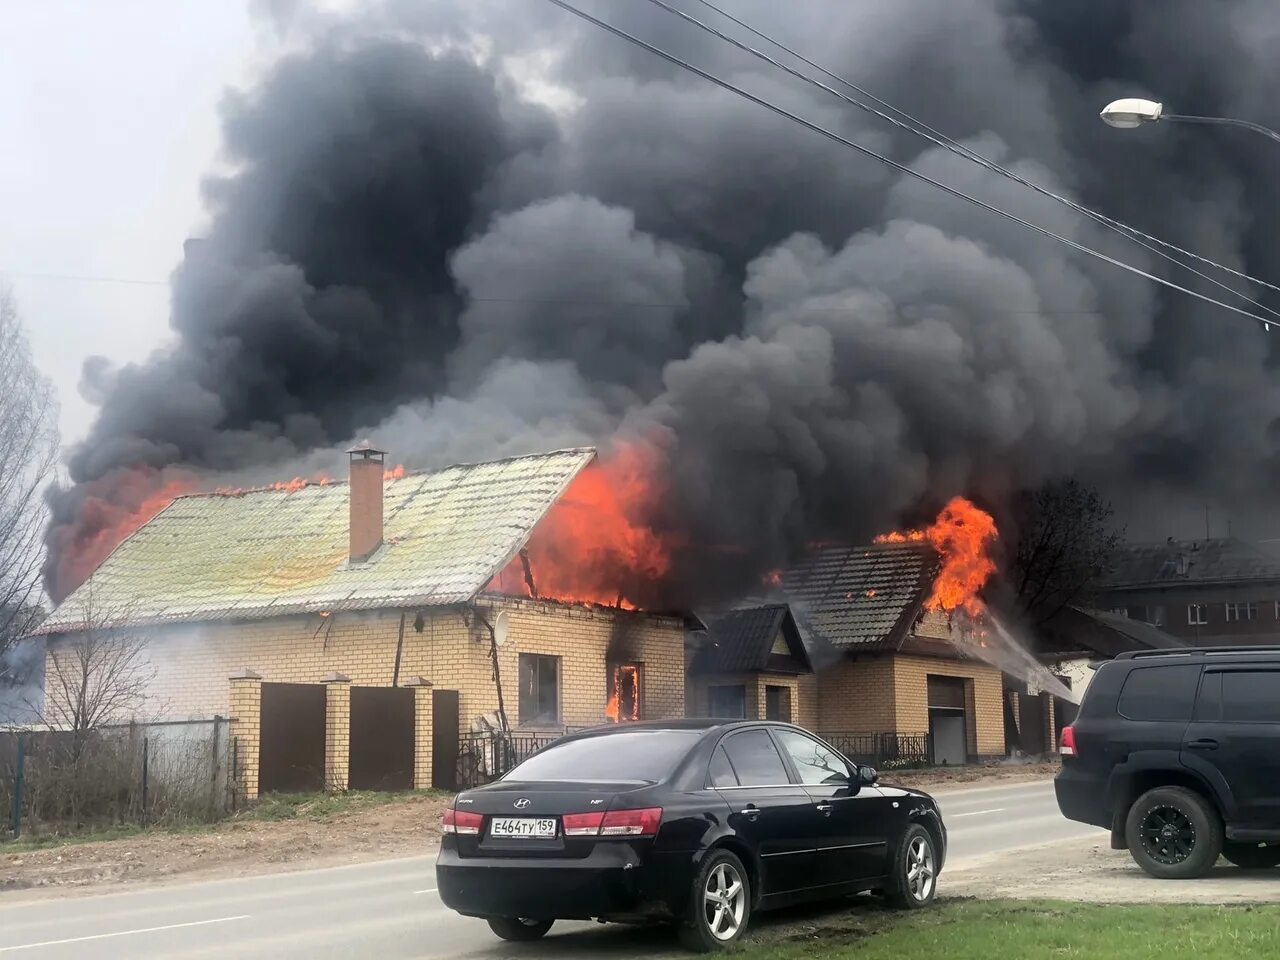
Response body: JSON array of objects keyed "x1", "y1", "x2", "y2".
[{"x1": 1100, "y1": 97, "x2": 1280, "y2": 145}]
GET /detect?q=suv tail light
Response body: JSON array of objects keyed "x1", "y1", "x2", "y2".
[
  {"x1": 1060, "y1": 725, "x2": 1077, "y2": 757},
  {"x1": 442, "y1": 807, "x2": 483, "y2": 835},
  {"x1": 561, "y1": 808, "x2": 663, "y2": 838}
]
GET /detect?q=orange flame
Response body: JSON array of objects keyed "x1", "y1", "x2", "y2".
[
  {"x1": 762, "y1": 569, "x2": 782, "y2": 587},
  {"x1": 487, "y1": 440, "x2": 676, "y2": 609},
  {"x1": 605, "y1": 664, "x2": 641, "y2": 723},
  {"x1": 386, "y1": 464, "x2": 407, "y2": 480},
  {"x1": 875, "y1": 496, "x2": 997, "y2": 616}
]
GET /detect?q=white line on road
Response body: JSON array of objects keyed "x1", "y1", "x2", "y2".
[
  {"x1": 949, "y1": 808, "x2": 1006, "y2": 818},
  {"x1": 413, "y1": 888, "x2": 438, "y2": 895},
  {"x1": 0, "y1": 915, "x2": 251, "y2": 953}
]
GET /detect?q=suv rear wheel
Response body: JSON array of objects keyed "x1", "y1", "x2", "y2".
[
  {"x1": 487, "y1": 918, "x2": 554, "y2": 941},
  {"x1": 1223, "y1": 842, "x2": 1280, "y2": 870},
  {"x1": 1124, "y1": 786, "x2": 1223, "y2": 879}
]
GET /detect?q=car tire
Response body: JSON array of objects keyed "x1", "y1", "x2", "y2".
[
  {"x1": 884, "y1": 823, "x2": 939, "y2": 909},
  {"x1": 1223, "y1": 842, "x2": 1280, "y2": 870},
  {"x1": 1124, "y1": 786, "x2": 1223, "y2": 880},
  {"x1": 487, "y1": 917, "x2": 555, "y2": 941},
  {"x1": 678, "y1": 849, "x2": 752, "y2": 953}
]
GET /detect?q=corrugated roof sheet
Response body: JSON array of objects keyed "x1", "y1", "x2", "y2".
[
  {"x1": 1102, "y1": 538, "x2": 1280, "y2": 587},
  {"x1": 778, "y1": 542, "x2": 937, "y2": 651},
  {"x1": 692, "y1": 604, "x2": 805, "y2": 674},
  {"x1": 41, "y1": 448, "x2": 595, "y2": 633}
]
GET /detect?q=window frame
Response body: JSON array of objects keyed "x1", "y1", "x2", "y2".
[
  {"x1": 715, "y1": 728, "x2": 795, "y2": 789},
  {"x1": 517, "y1": 652, "x2": 561, "y2": 727},
  {"x1": 1116, "y1": 664, "x2": 1203, "y2": 723},
  {"x1": 1223, "y1": 601, "x2": 1258, "y2": 623},
  {"x1": 1187, "y1": 603, "x2": 1209, "y2": 626},
  {"x1": 772, "y1": 728, "x2": 852, "y2": 787},
  {"x1": 1214, "y1": 670, "x2": 1280, "y2": 725},
  {"x1": 707, "y1": 684, "x2": 748, "y2": 720}
]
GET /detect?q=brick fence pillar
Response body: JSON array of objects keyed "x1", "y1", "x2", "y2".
[
  {"x1": 323, "y1": 673, "x2": 352, "y2": 792},
  {"x1": 1042, "y1": 693, "x2": 1057, "y2": 756},
  {"x1": 228, "y1": 668, "x2": 263, "y2": 802},
  {"x1": 406, "y1": 677, "x2": 434, "y2": 791}
]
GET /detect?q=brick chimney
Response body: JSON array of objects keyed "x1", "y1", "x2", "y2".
[{"x1": 348, "y1": 441, "x2": 386, "y2": 563}]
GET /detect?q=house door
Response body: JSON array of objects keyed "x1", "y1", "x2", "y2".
[
  {"x1": 765, "y1": 685, "x2": 792, "y2": 722},
  {"x1": 927, "y1": 676, "x2": 968, "y2": 766}
]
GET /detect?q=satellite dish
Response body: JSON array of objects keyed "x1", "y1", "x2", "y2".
[{"x1": 493, "y1": 611, "x2": 510, "y2": 646}]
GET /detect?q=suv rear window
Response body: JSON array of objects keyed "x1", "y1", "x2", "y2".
[
  {"x1": 507, "y1": 730, "x2": 702, "y2": 783},
  {"x1": 1220, "y1": 672, "x2": 1280, "y2": 724},
  {"x1": 1117, "y1": 664, "x2": 1202, "y2": 721}
]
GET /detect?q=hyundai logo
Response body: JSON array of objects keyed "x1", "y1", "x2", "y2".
[{"x1": 513, "y1": 798, "x2": 531, "y2": 809}]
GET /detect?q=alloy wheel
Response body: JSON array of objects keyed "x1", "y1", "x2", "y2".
[
  {"x1": 906, "y1": 836, "x2": 935, "y2": 902},
  {"x1": 1140, "y1": 805, "x2": 1197, "y2": 865},
  {"x1": 702, "y1": 861, "x2": 746, "y2": 941}
]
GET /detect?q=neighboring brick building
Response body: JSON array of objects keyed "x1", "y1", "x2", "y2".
[
  {"x1": 769, "y1": 543, "x2": 1006, "y2": 765},
  {"x1": 1095, "y1": 538, "x2": 1280, "y2": 646},
  {"x1": 38, "y1": 446, "x2": 687, "y2": 800}
]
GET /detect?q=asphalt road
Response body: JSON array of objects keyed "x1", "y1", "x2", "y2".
[{"x1": 0, "y1": 781, "x2": 1100, "y2": 959}]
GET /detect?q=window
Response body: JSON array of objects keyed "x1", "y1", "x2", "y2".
[
  {"x1": 1117, "y1": 665, "x2": 1202, "y2": 722},
  {"x1": 708, "y1": 685, "x2": 747, "y2": 719},
  {"x1": 1220, "y1": 672, "x2": 1280, "y2": 724},
  {"x1": 721, "y1": 730, "x2": 790, "y2": 786},
  {"x1": 775, "y1": 729, "x2": 851, "y2": 786},
  {"x1": 1143, "y1": 606, "x2": 1166, "y2": 627},
  {"x1": 708, "y1": 746, "x2": 738, "y2": 788},
  {"x1": 518, "y1": 654, "x2": 559, "y2": 725},
  {"x1": 1187, "y1": 604, "x2": 1209, "y2": 625},
  {"x1": 1225, "y1": 602, "x2": 1259, "y2": 623},
  {"x1": 509, "y1": 730, "x2": 702, "y2": 782},
  {"x1": 607, "y1": 662, "x2": 643, "y2": 722},
  {"x1": 765, "y1": 685, "x2": 792, "y2": 722},
  {"x1": 1275, "y1": 601, "x2": 1280, "y2": 621},
  {"x1": 1111, "y1": 607, "x2": 1128, "y2": 617}
]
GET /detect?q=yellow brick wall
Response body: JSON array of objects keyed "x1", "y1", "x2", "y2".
[
  {"x1": 816, "y1": 657, "x2": 897, "y2": 731},
  {"x1": 890, "y1": 654, "x2": 1005, "y2": 757},
  {"x1": 324, "y1": 680, "x2": 351, "y2": 791},
  {"x1": 43, "y1": 599, "x2": 687, "y2": 733}
]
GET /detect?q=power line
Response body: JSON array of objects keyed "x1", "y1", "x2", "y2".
[
  {"x1": 542, "y1": 0, "x2": 1279, "y2": 330},
  {"x1": 649, "y1": 0, "x2": 1280, "y2": 324},
  {"x1": 0, "y1": 270, "x2": 167, "y2": 288}
]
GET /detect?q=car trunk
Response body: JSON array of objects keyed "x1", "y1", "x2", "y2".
[{"x1": 453, "y1": 779, "x2": 655, "y2": 860}]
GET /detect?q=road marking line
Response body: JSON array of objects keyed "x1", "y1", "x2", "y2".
[
  {"x1": 949, "y1": 808, "x2": 1006, "y2": 818},
  {"x1": 0, "y1": 915, "x2": 250, "y2": 952},
  {"x1": 414, "y1": 888, "x2": 438, "y2": 894}
]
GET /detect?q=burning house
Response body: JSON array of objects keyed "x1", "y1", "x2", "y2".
[{"x1": 35, "y1": 446, "x2": 688, "y2": 799}]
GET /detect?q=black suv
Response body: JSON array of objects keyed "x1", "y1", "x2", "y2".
[{"x1": 1056, "y1": 647, "x2": 1280, "y2": 878}]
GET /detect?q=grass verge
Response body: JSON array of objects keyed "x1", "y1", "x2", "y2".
[{"x1": 736, "y1": 899, "x2": 1280, "y2": 959}]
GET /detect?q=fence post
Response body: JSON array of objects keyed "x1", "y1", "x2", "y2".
[
  {"x1": 10, "y1": 737, "x2": 24, "y2": 840},
  {"x1": 141, "y1": 736, "x2": 149, "y2": 825},
  {"x1": 209, "y1": 717, "x2": 223, "y2": 820},
  {"x1": 230, "y1": 736, "x2": 239, "y2": 813}
]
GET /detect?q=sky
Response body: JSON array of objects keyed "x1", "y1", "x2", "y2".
[{"x1": 0, "y1": 2, "x2": 260, "y2": 447}]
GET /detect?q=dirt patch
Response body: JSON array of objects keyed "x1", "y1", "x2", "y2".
[
  {"x1": 888, "y1": 761, "x2": 1059, "y2": 792},
  {"x1": 947, "y1": 836, "x2": 1280, "y2": 904},
  {"x1": 0, "y1": 792, "x2": 448, "y2": 892}
]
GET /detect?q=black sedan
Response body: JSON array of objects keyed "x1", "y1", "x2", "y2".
[{"x1": 436, "y1": 720, "x2": 946, "y2": 952}]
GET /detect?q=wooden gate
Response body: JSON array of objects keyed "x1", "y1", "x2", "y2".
[
  {"x1": 432, "y1": 689, "x2": 460, "y2": 791},
  {"x1": 348, "y1": 687, "x2": 415, "y2": 791},
  {"x1": 259, "y1": 683, "x2": 326, "y2": 794}
]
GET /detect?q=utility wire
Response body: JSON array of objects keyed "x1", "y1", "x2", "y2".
[
  {"x1": 651, "y1": 0, "x2": 1280, "y2": 324},
  {"x1": 0, "y1": 270, "x2": 167, "y2": 287},
  {"x1": 542, "y1": 0, "x2": 1279, "y2": 329}
]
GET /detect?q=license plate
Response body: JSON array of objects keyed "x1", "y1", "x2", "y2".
[{"x1": 490, "y1": 817, "x2": 557, "y2": 840}]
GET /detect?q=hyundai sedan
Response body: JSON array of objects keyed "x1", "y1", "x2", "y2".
[{"x1": 436, "y1": 719, "x2": 946, "y2": 952}]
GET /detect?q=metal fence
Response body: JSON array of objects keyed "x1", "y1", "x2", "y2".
[
  {"x1": 2, "y1": 718, "x2": 233, "y2": 841},
  {"x1": 817, "y1": 732, "x2": 932, "y2": 769},
  {"x1": 456, "y1": 728, "x2": 597, "y2": 789}
]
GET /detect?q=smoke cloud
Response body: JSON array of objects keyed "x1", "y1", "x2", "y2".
[{"x1": 45, "y1": 0, "x2": 1280, "y2": 603}]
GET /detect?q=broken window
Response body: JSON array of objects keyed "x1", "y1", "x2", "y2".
[
  {"x1": 518, "y1": 654, "x2": 559, "y2": 726},
  {"x1": 606, "y1": 662, "x2": 643, "y2": 723}
]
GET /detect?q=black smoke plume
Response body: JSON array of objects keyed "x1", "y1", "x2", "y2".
[{"x1": 45, "y1": 0, "x2": 1280, "y2": 604}]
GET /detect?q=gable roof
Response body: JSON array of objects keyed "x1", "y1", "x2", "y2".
[
  {"x1": 691, "y1": 604, "x2": 812, "y2": 675},
  {"x1": 776, "y1": 542, "x2": 938, "y2": 652},
  {"x1": 1101, "y1": 538, "x2": 1280, "y2": 588},
  {"x1": 40, "y1": 448, "x2": 596, "y2": 634},
  {"x1": 1038, "y1": 606, "x2": 1190, "y2": 660}
]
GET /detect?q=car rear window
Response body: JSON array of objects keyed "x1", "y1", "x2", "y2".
[
  {"x1": 506, "y1": 730, "x2": 702, "y2": 783},
  {"x1": 1117, "y1": 664, "x2": 1202, "y2": 722}
]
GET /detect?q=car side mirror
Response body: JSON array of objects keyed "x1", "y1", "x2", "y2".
[{"x1": 858, "y1": 765, "x2": 878, "y2": 786}]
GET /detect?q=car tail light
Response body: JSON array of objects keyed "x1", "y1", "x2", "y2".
[
  {"x1": 1060, "y1": 725, "x2": 1077, "y2": 757},
  {"x1": 442, "y1": 808, "x2": 483, "y2": 836},
  {"x1": 600, "y1": 807, "x2": 663, "y2": 837},
  {"x1": 562, "y1": 812, "x2": 606, "y2": 837}
]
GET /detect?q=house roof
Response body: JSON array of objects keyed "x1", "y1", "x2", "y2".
[
  {"x1": 776, "y1": 542, "x2": 938, "y2": 652},
  {"x1": 1038, "y1": 605, "x2": 1190, "y2": 660},
  {"x1": 1101, "y1": 538, "x2": 1280, "y2": 588},
  {"x1": 40, "y1": 448, "x2": 596, "y2": 634},
  {"x1": 691, "y1": 604, "x2": 812, "y2": 675}
]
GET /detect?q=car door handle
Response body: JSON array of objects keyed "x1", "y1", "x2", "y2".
[
  {"x1": 740, "y1": 806, "x2": 760, "y2": 820},
  {"x1": 815, "y1": 802, "x2": 833, "y2": 816},
  {"x1": 1186, "y1": 738, "x2": 1219, "y2": 750}
]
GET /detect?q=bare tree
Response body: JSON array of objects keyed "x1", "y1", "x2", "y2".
[
  {"x1": 0, "y1": 286, "x2": 58, "y2": 669},
  {"x1": 40, "y1": 589, "x2": 157, "y2": 751},
  {"x1": 1009, "y1": 478, "x2": 1124, "y2": 626}
]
